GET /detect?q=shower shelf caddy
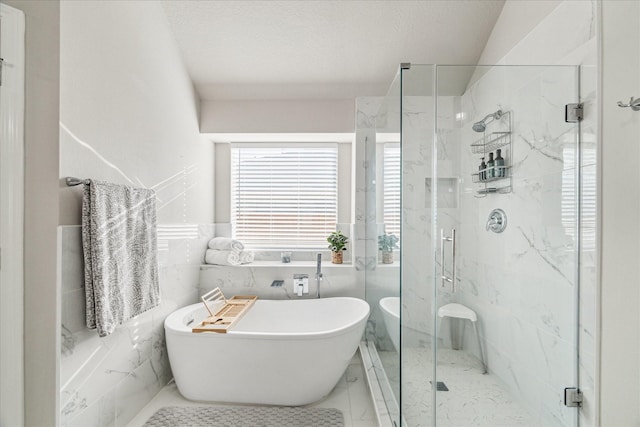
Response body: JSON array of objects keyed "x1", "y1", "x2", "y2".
[{"x1": 470, "y1": 111, "x2": 512, "y2": 197}]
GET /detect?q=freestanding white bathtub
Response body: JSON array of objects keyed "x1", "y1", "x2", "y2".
[
  {"x1": 379, "y1": 296, "x2": 400, "y2": 352},
  {"x1": 165, "y1": 297, "x2": 370, "y2": 406}
]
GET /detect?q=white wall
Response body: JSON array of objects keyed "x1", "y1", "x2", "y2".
[
  {"x1": 476, "y1": 0, "x2": 563, "y2": 65},
  {"x1": 0, "y1": 4, "x2": 25, "y2": 426},
  {"x1": 599, "y1": 1, "x2": 640, "y2": 425},
  {"x1": 60, "y1": 0, "x2": 213, "y2": 225},
  {"x1": 59, "y1": 1, "x2": 215, "y2": 425},
  {"x1": 1, "y1": 1, "x2": 61, "y2": 425},
  {"x1": 200, "y1": 99, "x2": 355, "y2": 133}
]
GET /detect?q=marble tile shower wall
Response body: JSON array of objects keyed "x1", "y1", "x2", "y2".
[
  {"x1": 357, "y1": 96, "x2": 399, "y2": 349},
  {"x1": 401, "y1": 94, "x2": 460, "y2": 340},
  {"x1": 59, "y1": 224, "x2": 214, "y2": 427},
  {"x1": 358, "y1": 93, "x2": 458, "y2": 348},
  {"x1": 454, "y1": 65, "x2": 581, "y2": 426}
]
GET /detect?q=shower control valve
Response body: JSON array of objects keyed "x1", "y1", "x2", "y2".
[{"x1": 486, "y1": 209, "x2": 507, "y2": 233}]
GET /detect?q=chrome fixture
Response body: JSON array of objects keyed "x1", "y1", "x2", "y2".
[
  {"x1": 617, "y1": 96, "x2": 640, "y2": 111},
  {"x1": 65, "y1": 176, "x2": 89, "y2": 186},
  {"x1": 472, "y1": 109, "x2": 503, "y2": 132},
  {"x1": 565, "y1": 103, "x2": 584, "y2": 122},
  {"x1": 293, "y1": 274, "x2": 309, "y2": 297},
  {"x1": 564, "y1": 387, "x2": 584, "y2": 408},
  {"x1": 440, "y1": 229, "x2": 457, "y2": 292},
  {"x1": 316, "y1": 253, "x2": 323, "y2": 298},
  {"x1": 486, "y1": 209, "x2": 507, "y2": 233}
]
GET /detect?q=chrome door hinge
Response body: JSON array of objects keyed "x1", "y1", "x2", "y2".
[
  {"x1": 564, "y1": 387, "x2": 583, "y2": 407},
  {"x1": 565, "y1": 103, "x2": 583, "y2": 123}
]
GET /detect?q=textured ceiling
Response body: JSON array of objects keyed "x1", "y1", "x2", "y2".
[{"x1": 160, "y1": 0, "x2": 505, "y2": 100}]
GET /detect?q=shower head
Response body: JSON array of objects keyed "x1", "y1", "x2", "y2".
[
  {"x1": 472, "y1": 110, "x2": 503, "y2": 132},
  {"x1": 472, "y1": 121, "x2": 488, "y2": 133}
]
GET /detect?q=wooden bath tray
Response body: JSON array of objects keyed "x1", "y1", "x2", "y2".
[{"x1": 192, "y1": 287, "x2": 257, "y2": 333}]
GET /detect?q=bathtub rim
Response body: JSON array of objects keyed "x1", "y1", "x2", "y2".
[
  {"x1": 379, "y1": 296, "x2": 399, "y2": 319},
  {"x1": 165, "y1": 297, "x2": 370, "y2": 341}
]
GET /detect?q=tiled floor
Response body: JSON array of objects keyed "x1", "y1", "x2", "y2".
[
  {"x1": 127, "y1": 350, "x2": 378, "y2": 427},
  {"x1": 378, "y1": 347, "x2": 539, "y2": 426}
]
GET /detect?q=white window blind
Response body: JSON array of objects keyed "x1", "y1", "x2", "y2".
[
  {"x1": 383, "y1": 143, "x2": 401, "y2": 237},
  {"x1": 231, "y1": 145, "x2": 338, "y2": 249},
  {"x1": 562, "y1": 146, "x2": 596, "y2": 251}
]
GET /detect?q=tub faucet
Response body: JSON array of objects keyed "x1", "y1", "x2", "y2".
[{"x1": 316, "y1": 253, "x2": 323, "y2": 298}]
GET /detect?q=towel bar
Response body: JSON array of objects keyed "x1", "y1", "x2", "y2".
[{"x1": 65, "y1": 177, "x2": 88, "y2": 186}]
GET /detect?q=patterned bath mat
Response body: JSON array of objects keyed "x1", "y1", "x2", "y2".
[{"x1": 143, "y1": 406, "x2": 344, "y2": 427}]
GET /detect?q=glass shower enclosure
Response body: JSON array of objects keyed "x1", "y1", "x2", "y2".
[{"x1": 365, "y1": 64, "x2": 581, "y2": 427}]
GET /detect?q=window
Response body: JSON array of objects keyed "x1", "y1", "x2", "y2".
[
  {"x1": 231, "y1": 145, "x2": 338, "y2": 249},
  {"x1": 383, "y1": 143, "x2": 401, "y2": 237}
]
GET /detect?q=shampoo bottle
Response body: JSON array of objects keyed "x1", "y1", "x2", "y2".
[
  {"x1": 479, "y1": 157, "x2": 486, "y2": 181},
  {"x1": 486, "y1": 152, "x2": 495, "y2": 179},
  {"x1": 495, "y1": 149, "x2": 505, "y2": 177}
]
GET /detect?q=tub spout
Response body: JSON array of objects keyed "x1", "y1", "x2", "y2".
[{"x1": 316, "y1": 253, "x2": 323, "y2": 298}]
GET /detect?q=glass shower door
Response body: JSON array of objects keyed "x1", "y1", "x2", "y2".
[
  {"x1": 432, "y1": 65, "x2": 581, "y2": 427},
  {"x1": 398, "y1": 64, "x2": 438, "y2": 427},
  {"x1": 363, "y1": 69, "x2": 402, "y2": 427}
]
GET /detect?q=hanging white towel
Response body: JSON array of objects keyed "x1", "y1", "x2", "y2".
[
  {"x1": 82, "y1": 180, "x2": 160, "y2": 337},
  {"x1": 205, "y1": 249, "x2": 241, "y2": 266},
  {"x1": 207, "y1": 237, "x2": 244, "y2": 253}
]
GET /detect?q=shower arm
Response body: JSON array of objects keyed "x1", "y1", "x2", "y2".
[
  {"x1": 483, "y1": 110, "x2": 503, "y2": 124},
  {"x1": 478, "y1": 113, "x2": 496, "y2": 124}
]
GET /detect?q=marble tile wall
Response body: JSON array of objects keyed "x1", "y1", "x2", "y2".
[
  {"x1": 382, "y1": 2, "x2": 597, "y2": 426},
  {"x1": 59, "y1": 224, "x2": 214, "y2": 427},
  {"x1": 401, "y1": 91, "x2": 461, "y2": 342},
  {"x1": 199, "y1": 261, "x2": 361, "y2": 300},
  {"x1": 356, "y1": 96, "x2": 403, "y2": 350},
  {"x1": 462, "y1": 0, "x2": 599, "y2": 426},
  {"x1": 453, "y1": 64, "x2": 581, "y2": 426},
  {"x1": 393, "y1": 66, "x2": 593, "y2": 426}
]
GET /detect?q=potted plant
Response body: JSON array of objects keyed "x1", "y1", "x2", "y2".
[
  {"x1": 327, "y1": 230, "x2": 349, "y2": 264},
  {"x1": 378, "y1": 233, "x2": 399, "y2": 264}
]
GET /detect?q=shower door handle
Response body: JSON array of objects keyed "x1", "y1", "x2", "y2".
[{"x1": 440, "y1": 229, "x2": 456, "y2": 292}]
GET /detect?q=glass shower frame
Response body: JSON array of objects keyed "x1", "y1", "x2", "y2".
[{"x1": 365, "y1": 64, "x2": 582, "y2": 427}]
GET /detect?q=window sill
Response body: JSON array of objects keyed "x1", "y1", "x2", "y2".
[{"x1": 200, "y1": 260, "x2": 353, "y2": 269}]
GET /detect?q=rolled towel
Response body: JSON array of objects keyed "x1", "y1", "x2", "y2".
[
  {"x1": 208, "y1": 237, "x2": 244, "y2": 253},
  {"x1": 205, "y1": 249, "x2": 241, "y2": 266},
  {"x1": 239, "y1": 251, "x2": 254, "y2": 264}
]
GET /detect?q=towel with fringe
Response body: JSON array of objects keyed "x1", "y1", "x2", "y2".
[
  {"x1": 82, "y1": 180, "x2": 160, "y2": 337},
  {"x1": 207, "y1": 237, "x2": 244, "y2": 253},
  {"x1": 205, "y1": 249, "x2": 254, "y2": 266}
]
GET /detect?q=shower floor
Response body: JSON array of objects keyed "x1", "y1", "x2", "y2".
[{"x1": 378, "y1": 348, "x2": 540, "y2": 427}]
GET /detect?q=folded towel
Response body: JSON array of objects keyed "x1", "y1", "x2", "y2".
[
  {"x1": 239, "y1": 251, "x2": 254, "y2": 264},
  {"x1": 208, "y1": 237, "x2": 244, "y2": 253},
  {"x1": 205, "y1": 249, "x2": 241, "y2": 266},
  {"x1": 204, "y1": 249, "x2": 255, "y2": 266}
]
